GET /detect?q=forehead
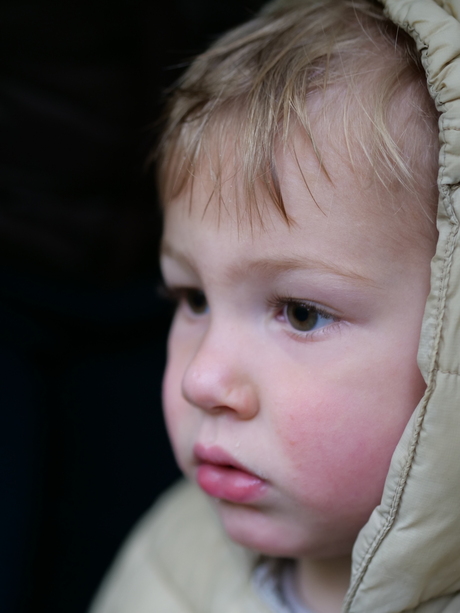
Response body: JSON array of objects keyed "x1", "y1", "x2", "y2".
[
  {"x1": 162, "y1": 130, "x2": 432, "y2": 290},
  {"x1": 165, "y1": 126, "x2": 428, "y2": 268}
]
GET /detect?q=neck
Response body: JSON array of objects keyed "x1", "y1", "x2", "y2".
[{"x1": 295, "y1": 555, "x2": 351, "y2": 613}]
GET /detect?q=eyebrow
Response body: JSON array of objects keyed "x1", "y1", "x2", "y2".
[{"x1": 160, "y1": 241, "x2": 375, "y2": 286}]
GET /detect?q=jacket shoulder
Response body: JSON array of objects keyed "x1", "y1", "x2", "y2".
[{"x1": 89, "y1": 480, "x2": 271, "y2": 613}]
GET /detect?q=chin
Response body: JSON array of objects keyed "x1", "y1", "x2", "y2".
[
  {"x1": 216, "y1": 501, "x2": 358, "y2": 559},
  {"x1": 216, "y1": 501, "x2": 314, "y2": 557}
]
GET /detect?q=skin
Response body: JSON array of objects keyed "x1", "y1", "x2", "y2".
[{"x1": 160, "y1": 132, "x2": 436, "y2": 613}]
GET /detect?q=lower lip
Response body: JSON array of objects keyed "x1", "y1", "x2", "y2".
[{"x1": 196, "y1": 463, "x2": 267, "y2": 504}]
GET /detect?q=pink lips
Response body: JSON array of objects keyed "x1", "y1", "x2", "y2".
[{"x1": 194, "y1": 444, "x2": 267, "y2": 504}]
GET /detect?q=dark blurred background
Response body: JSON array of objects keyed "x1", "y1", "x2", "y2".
[{"x1": 0, "y1": 1, "x2": 265, "y2": 612}]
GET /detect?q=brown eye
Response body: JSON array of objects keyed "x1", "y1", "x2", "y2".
[
  {"x1": 285, "y1": 302, "x2": 320, "y2": 331},
  {"x1": 185, "y1": 289, "x2": 208, "y2": 314}
]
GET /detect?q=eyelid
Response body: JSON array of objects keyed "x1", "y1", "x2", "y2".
[
  {"x1": 267, "y1": 294, "x2": 338, "y2": 320},
  {"x1": 159, "y1": 283, "x2": 209, "y2": 317},
  {"x1": 157, "y1": 281, "x2": 182, "y2": 304},
  {"x1": 267, "y1": 294, "x2": 341, "y2": 340},
  {"x1": 158, "y1": 282, "x2": 183, "y2": 302}
]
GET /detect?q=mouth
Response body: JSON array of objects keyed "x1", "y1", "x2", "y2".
[{"x1": 193, "y1": 443, "x2": 267, "y2": 504}]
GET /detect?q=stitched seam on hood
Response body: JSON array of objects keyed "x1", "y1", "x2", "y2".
[{"x1": 344, "y1": 12, "x2": 460, "y2": 610}]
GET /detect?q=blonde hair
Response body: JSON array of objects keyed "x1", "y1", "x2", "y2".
[{"x1": 156, "y1": 0, "x2": 438, "y2": 226}]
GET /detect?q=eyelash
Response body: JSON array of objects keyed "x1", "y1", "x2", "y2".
[
  {"x1": 267, "y1": 293, "x2": 338, "y2": 338},
  {"x1": 158, "y1": 284, "x2": 208, "y2": 314},
  {"x1": 159, "y1": 284, "x2": 339, "y2": 338}
]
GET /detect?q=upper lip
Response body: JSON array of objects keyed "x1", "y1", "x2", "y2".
[{"x1": 193, "y1": 443, "x2": 254, "y2": 475}]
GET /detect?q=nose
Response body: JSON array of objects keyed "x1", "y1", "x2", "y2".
[{"x1": 181, "y1": 327, "x2": 259, "y2": 419}]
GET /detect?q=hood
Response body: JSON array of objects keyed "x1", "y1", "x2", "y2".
[{"x1": 345, "y1": 1, "x2": 460, "y2": 612}]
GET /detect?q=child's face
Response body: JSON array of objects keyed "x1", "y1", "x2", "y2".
[{"x1": 160, "y1": 132, "x2": 434, "y2": 560}]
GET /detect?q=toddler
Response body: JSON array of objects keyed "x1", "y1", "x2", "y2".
[{"x1": 90, "y1": 0, "x2": 460, "y2": 612}]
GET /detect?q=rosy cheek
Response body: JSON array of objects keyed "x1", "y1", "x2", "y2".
[
  {"x1": 273, "y1": 389, "x2": 400, "y2": 511},
  {"x1": 162, "y1": 362, "x2": 177, "y2": 431},
  {"x1": 162, "y1": 356, "x2": 190, "y2": 469},
  {"x1": 163, "y1": 323, "x2": 190, "y2": 426}
]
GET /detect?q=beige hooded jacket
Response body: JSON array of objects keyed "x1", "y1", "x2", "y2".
[{"x1": 89, "y1": 1, "x2": 460, "y2": 611}]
